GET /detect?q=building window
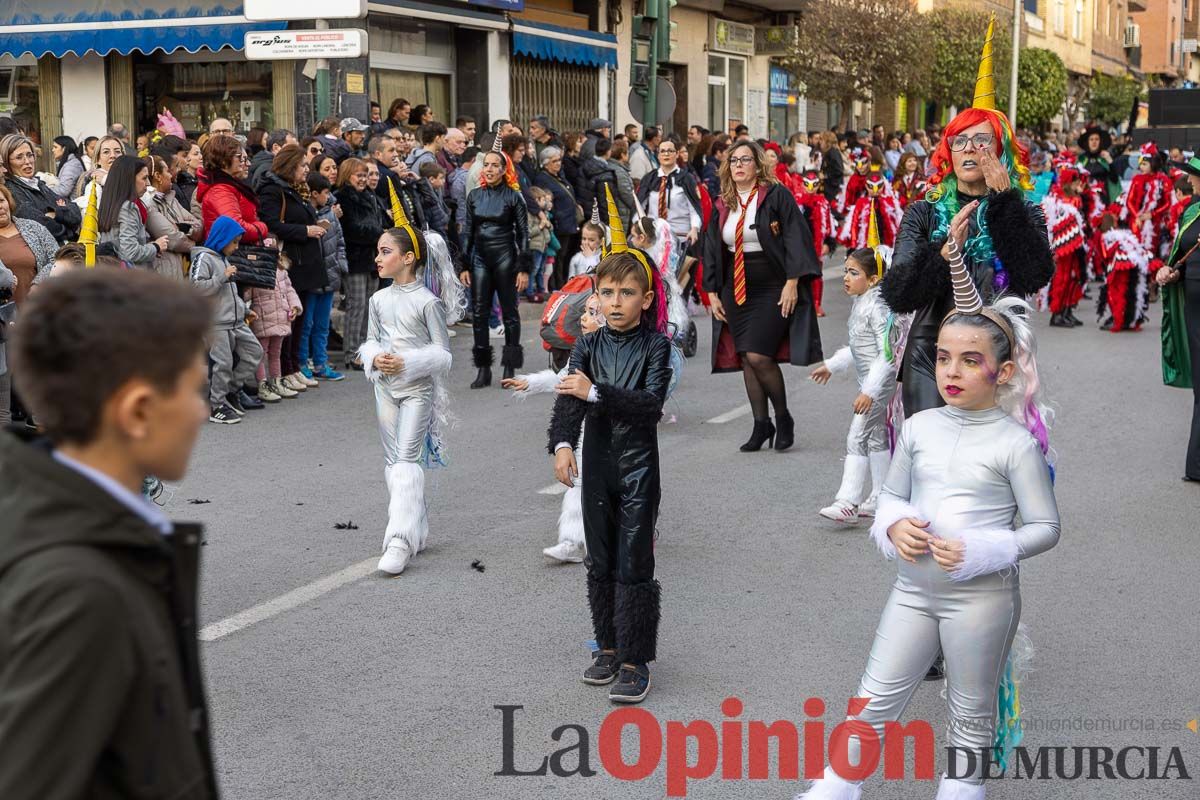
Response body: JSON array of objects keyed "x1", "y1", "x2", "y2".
[
  {"x1": 134, "y1": 55, "x2": 274, "y2": 137},
  {"x1": 707, "y1": 53, "x2": 746, "y2": 135},
  {"x1": 1054, "y1": 0, "x2": 1066, "y2": 33},
  {"x1": 1023, "y1": 0, "x2": 1037, "y2": 12},
  {"x1": 1072, "y1": 0, "x2": 1083, "y2": 38},
  {"x1": 0, "y1": 58, "x2": 39, "y2": 146}
]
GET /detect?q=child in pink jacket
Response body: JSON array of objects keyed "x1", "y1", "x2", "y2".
[{"x1": 245, "y1": 264, "x2": 302, "y2": 402}]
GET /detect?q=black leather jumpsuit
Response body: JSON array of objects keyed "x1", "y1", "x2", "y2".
[
  {"x1": 882, "y1": 189, "x2": 1053, "y2": 416},
  {"x1": 464, "y1": 183, "x2": 529, "y2": 370},
  {"x1": 547, "y1": 323, "x2": 673, "y2": 666}
]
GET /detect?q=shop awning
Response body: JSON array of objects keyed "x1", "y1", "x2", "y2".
[
  {"x1": 511, "y1": 21, "x2": 617, "y2": 69},
  {"x1": 0, "y1": 2, "x2": 287, "y2": 59}
]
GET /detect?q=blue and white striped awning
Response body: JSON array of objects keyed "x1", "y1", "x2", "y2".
[
  {"x1": 0, "y1": 2, "x2": 286, "y2": 58},
  {"x1": 511, "y1": 21, "x2": 617, "y2": 70}
]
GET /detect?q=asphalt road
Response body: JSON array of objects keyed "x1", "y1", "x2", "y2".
[{"x1": 174, "y1": 271, "x2": 1199, "y2": 799}]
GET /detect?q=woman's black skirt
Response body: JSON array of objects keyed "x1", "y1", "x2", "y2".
[{"x1": 719, "y1": 250, "x2": 789, "y2": 358}]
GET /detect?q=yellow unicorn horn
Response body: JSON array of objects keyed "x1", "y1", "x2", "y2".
[
  {"x1": 387, "y1": 179, "x2": 420, "y2": 260},
  {"x1": 972, "y1": 13, "x2": 997, "y2": 111},
  {"x1": 866, "y1": 197, "x2": 884, "y2": 275},
  {"x1": 604, "y1": 184, "x2": 627, "y2": 256},
  {"x1": 78, "y1": 181, "x2": 99, "y2": 268}
]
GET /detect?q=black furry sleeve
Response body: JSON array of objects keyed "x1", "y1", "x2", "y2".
[
  {"x1": 595, "y1": 333, "x2": 671, "y2": 427},
  {"x1": 986, "y1": 189, "x2": 1054, "y2": 296},
  {"x1": 880, "y1": 202, "x2": 950, "y2": 314}
]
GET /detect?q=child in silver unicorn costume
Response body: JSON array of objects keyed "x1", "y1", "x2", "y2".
[
  {"x1": 798, "y1": 248, "x2": 1060, "y2": 800},
  {"x1": 810, "y1": 243, "x2": 898, "y2": 524},
  {"x1": 358, "y1": 219, "x2": 466, "y2": 576}
]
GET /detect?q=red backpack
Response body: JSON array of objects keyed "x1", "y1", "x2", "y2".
[{"x1": 540, "y1": 273, "x2": 596, "y2": 351}]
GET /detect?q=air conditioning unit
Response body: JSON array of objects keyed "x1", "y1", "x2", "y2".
[{"x1": 1124, "y1": 23, "x2": 1140, "y2": 48}]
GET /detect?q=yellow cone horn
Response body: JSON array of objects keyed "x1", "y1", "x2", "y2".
[
  {"x1": 78, "y1": 181, "x2": 99, "y2": 268},
  {"x1": 972, "y1": 13, "x2": 997, "y2": 111},
  {"x1": 604, "y1": 184, "x2": 626, "y2": 254},
  {"x1": 866, "y1": 197, "x2": 884, "y2": 275},
  {"x1": 388, "y1": 179, "x2": 420, "y2": 261}
]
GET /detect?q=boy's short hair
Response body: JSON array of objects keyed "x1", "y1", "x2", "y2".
[
  {"x1": 596, "y1": 252, "x2": 651, "y2": 293},
  {"x1": 53, "y1": 243, "x2": 86, "y2": 266},
  {"x1": 306, "y1": 173, "x2": 332, "y2": 193},
  {"x1": 418, "y1": 161, "x2": 445, "y2": 180},
  {"x1": 581, "y1": 221, "x2": 605, "y2": 241},
  {"x1": 1175, "y1": 176, "x2": 1194, "y2": 196},
  {"x1": 11, "y1": 271, "x2": 213, "y2": 445},
  {"x1": 847, "y1": 247, "x2": 880, "y2": 276}
]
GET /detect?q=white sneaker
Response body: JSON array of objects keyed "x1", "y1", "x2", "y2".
[
  {"x1": 489, "y1": 324, "x2": 505, "y2": 339},
  {"x1": 819, "y1": 500, "x2": 861, "y2": 525},
  {"x1": 858, "y1": 496, "x2": 878, "y2": 518},
  {"x1": 296, "y1": 370, "x2": 319, "y2": 388},
  {"x1": 447, "y1": 327, "x2": 457, "y2": 338},
  {"x1": 272, "y1": 377, "x2": 299, "y2": 398},
  {"x1": 543, "y1": 541, "x2": 585, "y2": 563},
  {"x1": 378, "y1": 540, "x2": 412, "y2": 575},
  {"x1": 258, "y1": 380, "x2": 282, "y2": 403},
  {"x1": 282, "y1": 373, "x2": 306, "y2": 392}
]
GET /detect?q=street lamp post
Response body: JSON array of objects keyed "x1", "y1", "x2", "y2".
[{"x1": 1010, "y1": 0, "x2": 1021, "y2": 126}]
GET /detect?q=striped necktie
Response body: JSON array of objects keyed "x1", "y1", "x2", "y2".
[
  {"x1": 658, "y1": 175, "x2": 668, "y2": 219},
  {"x1": 733, "y1": 190, "x2": 754, "y2": 305}
]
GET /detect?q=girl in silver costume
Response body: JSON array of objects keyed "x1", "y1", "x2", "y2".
[
  {"x1": 358, "y1": 225, "x2": 465, "y2": 575},
  {"x1": 811, "y1": 245, "x2": 898, "y2": 525},
  {"x1": 798, "y1": 251, "x2": 1060, "y2": 800}
]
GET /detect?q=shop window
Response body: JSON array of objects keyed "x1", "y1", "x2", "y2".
[
  {"x1": 371, "y1": 70, "x2": 451, "y2": 125},
  {"x1": 134, "y1": 54, "x2": 274, "y2": 138},
  {"x1": 0, "y1": 60, "x2": 40, "y2": 146},
  {"x1": 368, "y1": 18, "x2": 453, "y2": 59}
]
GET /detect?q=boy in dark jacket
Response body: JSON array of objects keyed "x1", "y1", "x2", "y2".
[{"x1": 0, "y1": 270, "x2": 218, "y2": 799}]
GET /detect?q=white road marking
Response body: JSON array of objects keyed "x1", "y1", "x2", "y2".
[
  {"x1": 705, "y1": 403, "x2": 752, "y2": 424},
  {"x1": 538, "y1": 482, "x2": 570, "y2": 495},
  {"x1": 199, "y1": 558, "x2": 379, "y2": 642}
]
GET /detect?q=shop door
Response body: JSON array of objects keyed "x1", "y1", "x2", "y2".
[
  {"x1": 510, "y1": 55, "x2": 598, "y2": 133},
  {"x1": 370, "y1": 70, "x2": 451, "y2": 124}
]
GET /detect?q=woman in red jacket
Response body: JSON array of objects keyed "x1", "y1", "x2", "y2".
[{"x1": 196, "y1": 136, "x2": 271, "y2": 244}]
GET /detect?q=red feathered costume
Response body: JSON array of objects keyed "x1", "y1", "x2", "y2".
[
  {"x1": 793, "y1": 170, "x2": 835, "y2": 316},
  {"x1": 1040, "y1": 179, "x2": 1088, "y2": 315},
  {"x1": 1095, "y1": 226, "x2": 1158, "y2": 332},
  {"x1": 836, "y1": 151, "x2": 871, "y2": 216},
  {"x1": 893, "y1": 172, "x2": 927, "y2": 210},
  {"x1": 1120, "y1": 143, "x2": 1173, "y2": 258},
  {"x1": 838, "y1": 172, "x2": 900, "y2": 250}
]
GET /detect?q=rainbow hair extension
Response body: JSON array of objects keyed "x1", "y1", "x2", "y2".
[
  {"x1": 925, "y1": 108, "x2": 1033, "y2": 278},
  {"x1": 989, "y1": 297, "x2": 1057, "y2": 479}
]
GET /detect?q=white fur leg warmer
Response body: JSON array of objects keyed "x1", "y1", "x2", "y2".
[
  {"x1": 868, "y1": 495, "x2": 924, "y2": 560},
  {"x1": 949, "y1": 528, "x2": 1019, "y2": 582},
  {"x1": 834, "y1": 454, "x2": 870, "y2": 506},
  {"x1": 384, "y1": 462, "x2": 428, "y2": 554},
  {"x1": 794, "y1": 767, "x2": 863, "y2": 800},
  {"x1": 398, "y1": 344, "x2": 452, "y2": 382},
  {"x1": 934, "y1": 776, "x2": 985, "y2": 800},
  {"x1": 557, "y1": 484, "x2": 585, "y2": 547},
  {"x1": 358, "y1": 340, "x2": 386, "y2": 383}
]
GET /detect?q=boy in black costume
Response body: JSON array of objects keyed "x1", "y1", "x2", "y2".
[{"x1": 547, "y1": 245, "x2": 673, "y2": 704}]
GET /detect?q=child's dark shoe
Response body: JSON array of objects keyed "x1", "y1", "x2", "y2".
[
  {"x1": 608, "y1": 663, "x2": 650, "y2": 703},
  {"x1": 582, "y1": 649, "x2": 619, "y2": 685}
]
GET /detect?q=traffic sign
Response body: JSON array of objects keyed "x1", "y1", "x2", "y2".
[{"x1": 628, "y1": 78, "x2": 676, "y2": 127}]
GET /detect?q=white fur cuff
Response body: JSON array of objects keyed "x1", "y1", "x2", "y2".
[
  {"x1": 513, "y1": 369, "x2": 561, "y2": 398},
  {"x1": 868, "y1": 496, "x2": 922, "y2": 560},
  {"x1": 398, "y1": 344, "x2": 452, "y2": 382},
  {"x1": 358, "y1": 340, "x2": 386, "y2": 382},
  {"x1": 825, "y1": 346, "x2": 854, "y2": 375},
  {"x1": 949, "y1": 527, "x2": 1019, "y2": 582}
]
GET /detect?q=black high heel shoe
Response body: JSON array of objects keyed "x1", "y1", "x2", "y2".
[
  {"x1": 470, "y1": 367, "x2": 492, "y2": 389},
  {"x1": 739, "y1": 418, "x2": 776, "y2": 452},
  {"x1": 502, "y1": 365, "x2": 516, "y2": 381},
  {"x1": 774, "y1": 412, "x2": 795, "y2": 452}
]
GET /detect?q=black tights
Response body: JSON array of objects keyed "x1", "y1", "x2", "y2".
[{"x1": 741, "y1": 352, "x2": 788, "y2": 421}]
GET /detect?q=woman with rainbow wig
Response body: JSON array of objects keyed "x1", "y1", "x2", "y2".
[
  {"x1": 880, "y1": 16, "x2": 1053, "y2": 418},
  {"x1": 797, "y1": 246, "x2": 1060, "y2": 800}
]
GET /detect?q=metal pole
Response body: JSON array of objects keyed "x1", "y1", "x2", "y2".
[
  {"x1": 1009, "y1": 0, "x2": 1021, "y2": 126},
  {"x1": 315, "y1": 18, "x2": 331, "y2": 121}
]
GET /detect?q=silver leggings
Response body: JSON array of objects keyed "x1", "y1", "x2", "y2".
[
  {"x1": 846, "y1": 561, "x2": 1021, "y2": 785},
  {"x1": 375, "y1": 383, "x2": 433, "y2": 465},
  {"x1": 845, "y1": 392, "x2": 890, "y2": 457}
]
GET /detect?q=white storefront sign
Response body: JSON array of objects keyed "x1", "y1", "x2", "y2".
[
  {"x1": 244, "y1": 29, "x2": 368, "y2": 60},
  {"x1": 244, "y1": 0, "x2": 367, "y2": 21}
]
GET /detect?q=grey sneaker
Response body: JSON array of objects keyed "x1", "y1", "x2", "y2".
[
  {"x1": 209, "y1": 403, "x2": 242, "y2": 424},
  {"x1": 582, "y1": 649, "x2": 619, "y2": 685}
]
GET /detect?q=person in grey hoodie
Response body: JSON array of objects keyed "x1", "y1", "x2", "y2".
[
  {"x1": 304, "y1": 173, "x2": 348, "y2": 379},
  {"x1": 189, "y1": 215, "x2": 264, "y2": 422},
  {"x1": 96, "y1": 156, "x2": 169, "y2": 270}
]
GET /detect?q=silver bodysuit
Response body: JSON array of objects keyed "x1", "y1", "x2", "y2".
[
  {"x1": 362, "y1": 281, "x2": 451, "y2": 465},
  {"x1": 825, "y1": 285, "x2": 895, "y2": 456},
  {"x1": 846, "y1": 405, "x2": 1060, "y2": 786}
]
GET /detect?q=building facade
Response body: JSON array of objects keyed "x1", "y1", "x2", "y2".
[{"x1": 1129, "y1": 0, "x2": 1186, "y2": 82}]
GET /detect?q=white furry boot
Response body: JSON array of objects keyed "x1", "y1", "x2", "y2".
[
  {"x1": 543, "y1": 483, "x2": 585, "y2": 563},
  {"x1": 859, "y1": 449, "x2": 891, "y2": 518},
  {"x1": 379, "y1": 462, "x2": 426, "y2": 574},
  {"x1": 794, "y1": 766, "x2": 863, "y2": 800},
  {"x1": 934, "y1": 776, "x2": 985, "y2": 800},
  {"x1": 820, "y1": 455, "x2": 869, "y2": 525}
]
